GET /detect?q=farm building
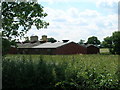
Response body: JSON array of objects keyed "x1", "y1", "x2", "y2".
[
  {"x1": 9, "y1": 41, "x2": 99, "y2": 55},
  {"x1": 8, "y1": 35, "x2": 99, "y2": 55},
  {"x1": 15, "y1": 41, "x2": 87, "y2": 55},
  {"x1": 81, "y1": 44, "x2": 100, "y2": 54}
]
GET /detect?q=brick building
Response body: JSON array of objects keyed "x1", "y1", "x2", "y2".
[{"x1": 9, "y1": 41, "x2": 99, "y2": 55}]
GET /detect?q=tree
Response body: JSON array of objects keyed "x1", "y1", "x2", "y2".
[
  {"x1": 48, "y1": 38, "x2": 57, "y2": 43},
  {"x1": 87, "y1": 36, "x2": 100, "y2": 45},
  {"x1": 2, "y1": 2, "x2": 49, "y2": 55},
  {"x1": 112, "y1": 31, "x2": 120, "y2": 54},
  {"x1": 101, "y1": 36, "x2": 114, "y2": 54},
  {"x1": 102, "y1": 31, "x2": 120, "y2": 55},
  {"x1": 101, "y1": 36, "x2": 113, "y2": 48},
  {"x1": 2, "y1": 2, "x2": 49, "y2": 39},
  {"x1": 78, "y1": 39, "x2": 85, "y2": 44}
]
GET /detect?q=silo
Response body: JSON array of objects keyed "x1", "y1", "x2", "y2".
[{"x1": 30, "y1": 36, "x2": 38, "y2": 42}]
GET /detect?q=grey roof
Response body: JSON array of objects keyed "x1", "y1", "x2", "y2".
[
  {"x1": 32, "y1": 42, "x2": 71, "y2": 48},
  {"x1": 80, "y1": 44, "x2": 99, "y2": 48},
  {"x1": 17, "y1": 42, "x2": 40, "y2": 48}
]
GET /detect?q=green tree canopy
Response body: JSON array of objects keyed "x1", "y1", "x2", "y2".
[
  {"x1": 48, "y1": 38, "x2": 57, "y2": 43},
  {"x1": 78, "y1": 39, "x2": 85, "y2": 44},
  {"x1": 87, "y1": 36, "x2": 100, "y2": 45},
  {"x1": 102, "y1": 31, "x2": 120, "y2": 54},
  {"x1": 2, "y1": 2, "x2": 49, "y2": 39},
  {"x1": 1, "y1": 2, "x2": 49, "y2": 55},
  {"x1": 112, "y1": 31, "x2": 120, "y2": 54},
  {"x1": 101, "y1": 36, "x2": 113, "y2": 48}
]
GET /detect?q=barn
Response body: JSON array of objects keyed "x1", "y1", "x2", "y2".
[
  {"x1": 81, "y1": 44, "x2": 100, "y2": 54},
  {"x1": 86, "y1": 44, "x2": 99, "y2": 54},
  {"x1": 16, "y1": 41, "x2": 87, "y2": 55},
  {"x1": 9, "y1": 41, "x2": 99, "y2": 55}
]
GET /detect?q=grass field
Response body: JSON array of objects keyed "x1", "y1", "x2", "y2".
[
  {"x1": 6, "y1": 54, "x2": 119, "y2": 77},
  {"x1": 3, "y1": 54, "x2": 119, "y2": 89}
]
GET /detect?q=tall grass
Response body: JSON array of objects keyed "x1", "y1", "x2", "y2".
[{"x1": 2, "y1": 55, "x2": 119, "y2": 89}]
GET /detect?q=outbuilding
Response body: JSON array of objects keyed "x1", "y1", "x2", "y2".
[
  {"x1": 86, "y1": 45, "x2": 99, "y2": 54},
  {"x1": 9, "y1": 41, "x2": 99, "y2": 55},
  {"x1": 81, "y1": 44, "x2": 100, "y2": 54},
  {"x1": 31, "y1": 41, "x2": 87, "y2": 55}
]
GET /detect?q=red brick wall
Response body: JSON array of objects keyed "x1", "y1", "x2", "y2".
[{"x1": 55, "y1": 42, "x2": 87, "y2": 55}]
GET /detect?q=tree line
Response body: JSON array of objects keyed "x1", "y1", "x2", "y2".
[{"x1": 78, "y1": 31, "x2": 120, "y2": 55}]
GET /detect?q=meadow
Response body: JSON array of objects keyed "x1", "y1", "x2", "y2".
[{"x1": 3, "y1": 54, "x2": 119, "y2": 89}]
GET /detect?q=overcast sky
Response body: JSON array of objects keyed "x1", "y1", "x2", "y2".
[{"x1": 26, "y1": 0, "x2": 118, "y2": 42}]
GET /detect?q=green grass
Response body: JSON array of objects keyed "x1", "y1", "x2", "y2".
[
  {"x1": 9, "y1": 54, "x2": 119, "y2": 72},
  {"x1": 6, "y1": 54, "x2": 119, "y2": 77},
  {"x1": 3, "y1": 54, "x2": 119, "y2": 89}
]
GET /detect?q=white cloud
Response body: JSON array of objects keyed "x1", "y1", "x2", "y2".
[
  {"x1": 79, "y1": 9, "x2": 100, "y2": 18},
  {"x1": 27, "y1": 5, "x2": 117, "y2": 42},
  {"x1": 96, "y1": 0, "x2": 118, "y2": 13}
]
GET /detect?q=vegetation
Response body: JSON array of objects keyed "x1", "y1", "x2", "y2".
[
  {"x1": 2, "y1": 2, "x2": 49, "y2": 39},
  {"x1": 78, "y1": 39, "x2": 85, "y2": 44},
  {"x1": 2, "y1": 2, "x2": 49, "y2": 55},
  {"x1": 101, "y1": 36, "x2": 112, "y2": 48},
  {"x1": 87, "y1": 36, "x2": 101, "y2": 46},
  {"x1": 101, "y1": 31, "x2": 120, "y2": 55},
  {"x1": 48, "y1": 38, "x2": 57, "y2": 43},
  {"x1": 3, "y1": 55, "x2": 119, "y2": 89}
]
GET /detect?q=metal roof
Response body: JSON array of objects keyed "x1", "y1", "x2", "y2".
[
  {"x1": 80, "y1": 44, "x2": 99, "y2": 48},
  {"x1": 32, "y1": 42, "x2": 71, "y2": 48},
  {"x1": 17, "y1": 42, "x2": 40, "y2": 48}
]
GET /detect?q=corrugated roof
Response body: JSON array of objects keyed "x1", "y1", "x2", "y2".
[
  {"x1": 80, "y1": 44, "x2": 99, "y2": 48},
  {"x1": 32, "y1": 42, "x2": 71, "y2": 48},
  {"x1": 17, "y1": 42, "x2": 40, "y2": 48}
]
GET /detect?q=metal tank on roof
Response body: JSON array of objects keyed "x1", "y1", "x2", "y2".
[
  {"x1": 41, "y1": 35, "x2": 48, "y2": 42},
  {"x1": 30, "y1": 36, "x2": 38, "y2": 42}
]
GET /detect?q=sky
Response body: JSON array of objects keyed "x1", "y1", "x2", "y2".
[{"x1": 26, "y1": 0, "x2": 118, "y2": 43}]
